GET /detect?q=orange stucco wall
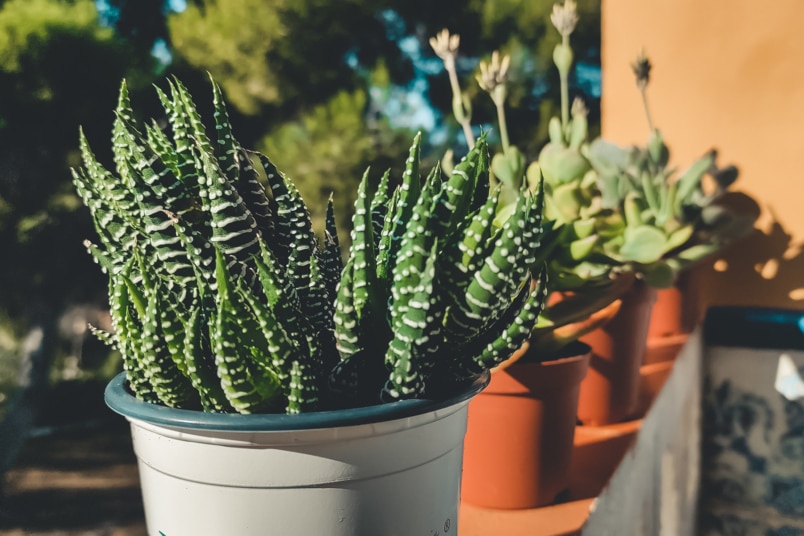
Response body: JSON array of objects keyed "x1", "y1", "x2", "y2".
[{"x1": 601, "y1": 0, "x2": 804, "y2": 310}]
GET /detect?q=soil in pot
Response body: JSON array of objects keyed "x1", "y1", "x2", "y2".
[{"x1": 461, "y1": 341, "x2": 591, "y2": 509}]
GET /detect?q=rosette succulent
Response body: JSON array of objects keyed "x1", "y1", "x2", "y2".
[{"x1": 73, "y1": 77, "x2": 547, "y2": 414}]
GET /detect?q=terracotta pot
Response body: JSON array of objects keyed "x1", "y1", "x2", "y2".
[
  {"x1": 577, "y1": 280, "x2": 657, "y2": 426},
  {"x1": 461, "y1": 342, "x2": 591, "y2": 509},
  {"x1": 570, "y1": 418, "x2": 642, "y2": 499},
  {"x1": 648, "y1": 272, "x2": 699, "y2": 339},
  {"x1": 633, "y1": 359, "x2": 675, "y2": 417},
  {"x1": 644, "y1": 332, "x2": 689, "y2": 365}
]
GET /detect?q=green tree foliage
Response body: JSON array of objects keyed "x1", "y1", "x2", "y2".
[
  {"x1": 167, "y1": 0, "x2": 389, "y2": 116},
  {"x1": 0, "y1": 0, "x2": 157, "y2": 331}
]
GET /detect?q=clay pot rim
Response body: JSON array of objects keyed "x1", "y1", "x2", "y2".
[{"x1": 484, "y1": 347, "x2": 592, "y2": 396}]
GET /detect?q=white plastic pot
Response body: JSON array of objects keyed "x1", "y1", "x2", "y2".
[{"x1": 105, "y1": 373, "x2": 488, "y2": 536}]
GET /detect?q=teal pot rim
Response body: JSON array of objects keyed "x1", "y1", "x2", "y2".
[{"x1": 105, "y1": 371, "x2": 489, "y2": 432}]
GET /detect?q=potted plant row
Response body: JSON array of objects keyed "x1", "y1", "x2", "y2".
[
  {"x1": 430, "y1": 0, "x2": 756, "y2": 510},
  {"x1": 73, "y1": 77, "x2": 550, "y2": 535}
]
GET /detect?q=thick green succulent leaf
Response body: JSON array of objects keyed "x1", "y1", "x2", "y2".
[
  {"x1": 491, "y1": 147, "x2": 524, "y2": 193},
  {"x1": 322, "y1": 195, "x2": 343, "y2": 302},
  {"x1": 624, "y1": 192, "x2": 646, "y2": 228},
  {"x1": 468, "y1": 270, "x2": 546, "y2": 371},
  {"x1": 568, "y1": 234, "x2": 599, "y2": 261},
  {"x1": 383, "y1": 243, "x2": 443, "y2": 401},
  {"x1": 664, "y1": 225, "x2": 695, "y2": 253},
  {"x1": 620, "y1": 225, "x2": 668, "y2": 264},
  {"x1": 212, "y1": 249, "x2": 282, "y2": 413},
  {"x1": 674, "y1": 151, "x2": 714, "y2": 207},
  {"x1": 383, "y1": 133, "x2": 423, "y2": 275},
  {"x1": 138, "y1": 281, "x2": 199, "y2": 409},
  {"x1": 183, "y1": 306, "x2": 232, "y2": 412},
  {"x1": 550, "y1": 181, "x2": 584, "y2": 222},
  {"x1": 390, "y1": 168, "x2": 442, "y2": 332},
  {"x1": 369, "y1": 169, "x2": 392, "y2": 246},
  {"x1": 676, "y1": 243, "x2": 720, "y2": 262},
  {"x1": 539, "y1": 143, "x2": 591, "y2": 186},
  {"x1": 236, "y1": 150, "x2": 276, "y2": 243}
]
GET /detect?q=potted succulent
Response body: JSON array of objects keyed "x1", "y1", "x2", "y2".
[
  {"x1": 428, "y1": 5, "x2": 632, "y2": 508},
  {"x1": 432, "y1": 0, "x2": 757, "y2": 505},
  {"x1": 579, "y1": 48, "x2": 757, "y2": 420},
  {"x1": 73, "y1": 77, "x2": 549, "y2": 535},
  {"x1": 504, "y1": 0, "x2": 754, "y2": 426}
]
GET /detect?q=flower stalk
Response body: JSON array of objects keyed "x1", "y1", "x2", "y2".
[
  {"x1": 632, "y1": 50, "x2": 655, "y2": 132},
  {"x1": 430, "y1": 29, "x2": 475, "y2": 149}
]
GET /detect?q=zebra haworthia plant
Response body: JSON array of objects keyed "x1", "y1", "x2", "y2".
[{"x1": 74, "y1": 77, "x2": 548, "y2": 414}]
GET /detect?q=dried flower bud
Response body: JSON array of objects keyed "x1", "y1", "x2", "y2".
[
  {"x1": 429, "y1": 29, "x2": 461, "y2": 62},
  {"x1": 632, "y1": 51, "x2": 652, "y2": 89},
  {"x1": 476, "y1": 51, "x2": 510, "y2": 95},
  {"x1": 551, "y1": 0, "x2": 579, "y2": 38},
  {"x1": 571, "y1": 97, "x2": 588, "y2": 119}
]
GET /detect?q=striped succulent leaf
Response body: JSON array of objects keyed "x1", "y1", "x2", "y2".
[
  {"x1": 382, "y1": 243, "x2": 444, "y2": 401},
  {"x1": 378, "y1": 133, "x2": 422, "y2": 279},
  {"x1": 172, "y1": 78, "x2": 217, "y2": 161},
  {"x1": 370, "y1": 169, "x2": 392, "y2": 247},
  {"x1": 199, "y1": 144, "x2": 261, "y2": 263},
  {"x1": 467, "y1": 269, "x2": 548, "y2": 373},
  {"x1": 375, "y1": 186, "x2": 401, "y2": 284},
  {"x1": 211, "y1": 250, "x2": 283, "y2": 413},
  {"x1": 442, "y1": 192, "x2": 536, "y2": 341},
  {"x1": 211, "y1": 79, "x2": 240, "y2": 183},
  {"x1": 258, "y1": 153, "x2": 316, "y2": 268},
  {"x1": 154, "y1": 85, "x2": 203, "y2": 209},
  {"x1": 438, "y1": 186, "x2": 501, "y2": 304},
  {"x1": 349, "y1": 169, "x2": 383, "y2": 324},
  {"x1": 139, "y1": 284, "x2": 199, "y2": 409},
  {"x1": 431, "y1": 134, "x2": 488, "y2": 239},
  {"x1": 183, "y1": 306, "x2": 232, "y2": 412},
  {"x1": 321, "y1": 195, "x2": 343, "y2": 301},
  {"x1": 333, "y1": 258, "x2": 361, "y2": 359},
  {"x1": 389, "y1": 167, "x2": 441, "y2": 333},
  {"x1": 75, "y1": 131, "x2": 142, "y2": 262},
  {"x1": 237, "y1": 149, "x2": 276, "y2": 242},
  {"x1": 103, "y1": 266, "x2": 159, "y2": 404},
  {"x1": 145, "y1": 121, "x2": 180, "y2": 177}
]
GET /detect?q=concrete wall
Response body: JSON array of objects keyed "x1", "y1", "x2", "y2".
[{"x1": 601, "y1": 0, "x2": 804, "y2": 311}]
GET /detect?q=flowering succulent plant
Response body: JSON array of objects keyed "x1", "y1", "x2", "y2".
[
  {"x1": 73, "y1": 77, "x2": 548, "y2": 414},
  {"x1": 429, "y1": 0, "x2": 755, "y2": 358}
]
